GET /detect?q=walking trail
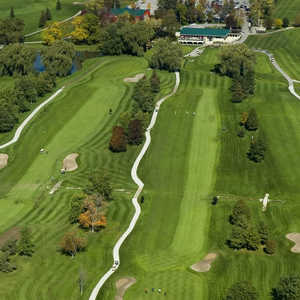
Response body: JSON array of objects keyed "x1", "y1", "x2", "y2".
[
  {"x1": 24, "y1": 11, "x2": 82, "y2": 38},
  {"x1": 253, "y1": 49, "x2": 300, "y2": 100},
  {"x1": 0, "y1": 88, "x2": 64, "y2": 150},
  {"x1": 88, "y1": 72, "x2": 180, "y2": 300}
]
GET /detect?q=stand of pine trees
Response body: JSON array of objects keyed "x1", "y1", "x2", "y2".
[
  {"x1": 227, "y1": 200, "x2": 276, "y2": 254},
  {"x1": 109, "y1": 71, "x2": 160, "y2": 152}
]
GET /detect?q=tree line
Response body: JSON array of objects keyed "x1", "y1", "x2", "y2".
[
  {"x1": 227, "y1": 199, "x2": 276, "y2": 254},
  {"x1": 238, "y1": 109, "x2": 266, "y2": 163},
  {"x1": 109, "y1": 71, "x2": 161, "y2": 152},
  {"x1": 217, "y1": 44, "x2": 256, "y2": 104},
  {"x1": 0, "y1": 41, "x2": 75, "y2": 133},
  {"x1": 0, "y1": 227, "x2": 34, "y2": 273},
  {"x1": 225, "y1": 275, "x2": 300, "y2": 300},
  {"x1": 61, "y1": 171, "x2": 112, "y2": 258}
]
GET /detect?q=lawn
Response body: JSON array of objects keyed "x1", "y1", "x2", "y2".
[
  {"x1": 208, "y1": 50, "x2": 300, "y2": 299},
  {"x1": 98, "y1": 49, "x2": 222, "y2": 300},
  {"x1": 98, "y1": 48, "x2": 300, "y2": 300},
  {"x1": 0, "y1": 0, "x2": 79, "y2": 34},
  {"x1": 246, "y1": 28, "x2": 300, "y2": 80},
  {"x1": 0, "y1": 55, "x2": 175, "y2": 300},
  {"x1": 273, "y1": 0, "x2": 300, "y2": 22}
]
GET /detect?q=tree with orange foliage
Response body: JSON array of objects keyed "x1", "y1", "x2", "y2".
[{"x1": 79, "y1": 200, "x2": 107, "y2": 232}]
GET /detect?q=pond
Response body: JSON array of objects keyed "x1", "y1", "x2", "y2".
[{"x1": 33, "y1": 51, "x2": 101, "y2": 75}]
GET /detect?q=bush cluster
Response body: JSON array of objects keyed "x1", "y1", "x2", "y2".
[
  {"x1": 227, "y1": 200, "x2": 276, "y2": 253},
  {"x1": 0, "y1": 228, "x2": 34, "y2": 273},
  {"x1": 109, "y1": 71, "x2": 160, "y2": 152}
]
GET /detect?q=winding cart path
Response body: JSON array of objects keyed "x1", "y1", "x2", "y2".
[
  {"x1": 0, "y1": 88, "x2": 64, "y2": 150},
  {"x1": 254, "y1": 49, "x2": 300, "y2": 100},
  {"x1": 88, "y1": 72, "x2": 180, "y2": 300}
]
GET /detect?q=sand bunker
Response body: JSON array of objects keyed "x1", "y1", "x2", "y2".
[
  {"x1": 191, "y1": 253, "x2": 217, "y2": 272},
  {"x1": 124, "y1": 73, "x2": 145, "y2": 83},
  {"x1": 63, "y1": 153, "x2": 79, "y2": 172},
  {"x1": 115, "y1": 277, "x2": 136, "y2": 300},
  {"x1": 286, "y1": 233, "x2": 300, "y2": 253},
  {"x1": 0, "y1": 154, "x2": 8, "y2": 169}
]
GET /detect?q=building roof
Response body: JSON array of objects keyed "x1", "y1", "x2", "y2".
[
  {"x1": 180, "y1": 27, "x2": 230, "y2": 37},
  {"x1": 111, "y1": 8, "x2": 148, "y2": 17}
]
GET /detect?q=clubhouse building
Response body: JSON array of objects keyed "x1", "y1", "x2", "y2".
[{"x1": 178, "y1": 27, "x2": 241, "y2": 45}]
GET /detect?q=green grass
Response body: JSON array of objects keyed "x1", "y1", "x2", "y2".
[
  {"x1": 98, "y1": 49, "x2": 222, "y2": 300},
  {"x1": 0, "y1": 0, "x2": 79, "y2": 34},
  {"x1": 273, "y1": 0, "x2": 300, "y2": 21},
  {"x1": 97, "y1": 49, "x2": 300, "y2": 300},
  {"x1": 0, "y1": 55, "x2": 175, "y2": 300},
  {"x1": 246, "y1": 28, "x2": 300, "y2": 80},
  {"x1": 205, "y1": 51, "x2": 300, "y2": 299}
]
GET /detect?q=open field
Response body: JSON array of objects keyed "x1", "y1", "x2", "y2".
[
  {"x1": 0, "y1": 55, "x2": 175, "y2": 300},
  {"x1": 246, "y1": 28, "x2": 300, "y2": 80},
  {"x1": 96, "y1": 49, "x2": 300, "y2": 300},
  {"x1": 98, "y1": 49, "x2": 222, "y2": 300},
  {"x1": 0, "y1": 0, "x2": 79, "y2": 34},
  {"x1": 208, "y1": 50, "x2": 300, "y2": 299},
  {"x1": 273, "y1": 0, "x2": 300, "y2": 22}
]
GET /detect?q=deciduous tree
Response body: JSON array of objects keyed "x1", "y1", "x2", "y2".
[
  {"x1": 226, "y1": 281, "x2": 258, "y2": 300},
  {"x1": 18, "y1": 227, "x2": 34, "y2": 256},
  {"x1": 60, "y1": 231, "x2": 87, "y2": 258}
]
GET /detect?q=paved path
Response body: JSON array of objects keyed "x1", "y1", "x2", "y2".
[
  {"x1": 253, "y1": 49, "x2": 300, "y2": 100},
  {"x1": 0, "y1": 88, "x2": 64, "y2": 150},
  {"x1": 88, "y1": 72, "x2": 180, "y2": 300},
  {"x1": 24, "y1": 11, "x2": 82, "y2": 38}
]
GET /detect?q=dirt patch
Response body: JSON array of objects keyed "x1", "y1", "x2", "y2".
[
  {"x1": 0, "y1": 154, "x2": 8, "y2": 169},
  {"x1": 0, "y1": 227, "x2": 20, "y2": 248},
  {"x1": 63, "y1": 153, "x2": 79, "y2": 172},
  {"x1": 115, "y1": 277, "x2": 136, "y2": 300},
  {"x1": 286, "y1": 233, "x2": 300, "y2": 253},
  {"x1": 124, "y1": 73, "x2": 145, "y2": 83},
  {"x1": 190, "y1": 253, "x2": 217, "y2": 272}
]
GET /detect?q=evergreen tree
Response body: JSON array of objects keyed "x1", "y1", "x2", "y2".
[
  {"x1": 245, "y1": 108, "x2": 258, "y2": 131},
  {"x1": 39, "y1": 10, "x2": 47, "y2": 28},
  {"x1": 46, "y1": 8, "x2": 52, "y2": 20},
  {"x1": 1, "y1": 239, "x2": 18, "y2": 256},
  {"x1": 128, "y1": 119, "x2": 144, "y2": 145},
  {"x1": 283, "y1": 17, "x2": 289, "y2": 28},
  {"x1": 245, "y1": 227, "x2": 260, "y2": 250},
  {"x1": 231, "y1": 79, "x2": 245, "y2": 103},
  {"x1": 226, "y1": 281, "x2": 258, "y2": 300},
  {"x1": 0, "y1": 252, "x2": 17, "y2": 273},
  {"x1": 272, "y1": 276, "x2": 300, "y2": 300},
  {"x1": 10, "y1": 7, "x2": 15, "y2": 18},
  {"x1": 248, "y1": 136, "x2": 266, "y2": 163},
  {"x1": 18, "y1": 227, "x2": 34, "y2": 256},
  {"x1": 150, "y1": 70, "x2": 160, "y2": 93},
  {"x1": 258, "y1": 222, "x2": 269, "y2": 244},
  {"x1": 56, "y1": 0, "x2": 62, "y2": 10},
  {"x1": 230, "y1": 200, "x2": 251, "y2": 226},
  {"x1": 69, "y1": 193, "x2": 85, "y2": 224}
]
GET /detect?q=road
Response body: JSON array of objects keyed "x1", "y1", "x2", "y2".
[
  {"x1": 0, "y1": 88, "x2": 64, "y2": 150},
  {"x1": 88, "y1": 72, "x2": 181, "y2": 300},
  {"x1": 253, "y1": 49, "x2": 300, "y2": 100}
]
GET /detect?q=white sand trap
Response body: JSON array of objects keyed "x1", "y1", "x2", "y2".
[
  {"x1": 124, "y1": 73, "x2": 145, "y2": 83},
  {"x1": 115, "y1": 277, "x2": 136, "y2": 300},
  {"x1": 191, "y1": 253, "x2": 217, "y2": 272},
  {"x1": 286, "y1": 233, "x2": 300, "y2": 253},
  {"x1": 0, "y1": 154, "x2": 8, "y2": 169},
  {"x1": 63, "y1": 153, "x2": 79, "y2": 172}
]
